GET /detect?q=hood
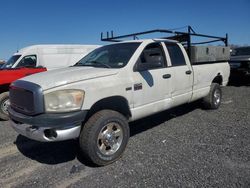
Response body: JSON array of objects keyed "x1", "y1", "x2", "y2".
[
  {"x1": 230, "y1": 55, "x2": 250, "y2": 62},
  {"x1": 21, "y1": 66, "x2": 118, "y2": 90}
]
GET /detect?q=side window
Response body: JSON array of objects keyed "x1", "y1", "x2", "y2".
[
  {"x1": 137, "y1": 43, "x2": 166, "y2": 70},
  {"x1": 165, "y1": 43, "x2": 186, "y2": 66},
  {"x1": 16, "y1": 55, "x2": 37, "y2": 68}
]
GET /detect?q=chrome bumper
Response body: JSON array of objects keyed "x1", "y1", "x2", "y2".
[{"x1": 10, "y1": 120, "x2": 81, "y2": 142}]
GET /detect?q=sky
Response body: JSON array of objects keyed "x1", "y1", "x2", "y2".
[{"x1": 0, "y1": 0, "x2": 249, "y2": 60}]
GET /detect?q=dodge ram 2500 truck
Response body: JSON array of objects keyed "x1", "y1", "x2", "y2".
[
  {"x1": 0, "y1": 44, "x2": 100, "y2": 120},
  {"x1": 8, "y1": 29, "x2": 230, "y2": 166}
]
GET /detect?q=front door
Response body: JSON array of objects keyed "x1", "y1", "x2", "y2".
[
  {"x1": 16, "y1": 55, "x2": 46, "y2": 76},
  {"x1": 131, "y1": 42, "x2": 172, "y2": 120}
]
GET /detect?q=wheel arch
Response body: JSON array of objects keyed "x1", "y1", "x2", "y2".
[
  {"x1": 212, "y1": 73, "x2": 223, "y2": 85},
  {"x1": 85, "y1": 96, "x2": 132, "y2": 121},
  {"x1": 0, "y1": 84, "x2": 10, "y2": 94}
]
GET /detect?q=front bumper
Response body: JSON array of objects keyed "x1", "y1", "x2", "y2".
[{"x1": 8, "y1": 107, "x2": 88, "y2": 142}]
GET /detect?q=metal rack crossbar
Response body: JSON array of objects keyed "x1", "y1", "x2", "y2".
[{"x1": 101, "y1": 26, "x2": 228, "y2": 58}]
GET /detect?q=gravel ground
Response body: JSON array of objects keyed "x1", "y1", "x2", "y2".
[{"x1": 0, "y1": 84, "x2": 249, "y2": 188}]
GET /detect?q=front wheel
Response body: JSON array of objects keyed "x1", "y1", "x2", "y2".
[
  {"x1": 0, "y1": 92, "x2": 10, "y2": 120},
  {"x1": 79, "y1": 110, "x2": 130, "y2": 166},
  {"x1": 203, "y1": 83, "x2": 222, "y2": 109}
]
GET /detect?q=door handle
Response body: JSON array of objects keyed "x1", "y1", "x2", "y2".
[
  {"x1": 185, "y1": 70, "x2": 192, "y2": 75},
  {"x1": 162, "y1": 74, "x2": 171, "y2": 79}
]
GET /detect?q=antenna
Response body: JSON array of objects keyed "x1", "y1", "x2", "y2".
[{"x1": 16, "y1": 43, "x2": 20, "y2": 52}]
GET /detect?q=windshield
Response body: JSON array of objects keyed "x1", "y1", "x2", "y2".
[
  {"x1": 232, "y1": 47, "x2": 250, "y2": 56},
  {"x1": 1, "y1": 55, "x2": 21, "y2": 69},
  {"x1": 75, "y1": 43, "x2": 141, "y2": 68}
]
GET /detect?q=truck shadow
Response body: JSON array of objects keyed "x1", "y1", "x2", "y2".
[
  {"x1": 15, "y1": 135, "x2": 79, "y2": 164},
  {"x1": 129, "y1": 101, "x2": 201, "y2": 137},
  {"x1": 15, "y1": 101, "x2": 201, "y2": 166}
]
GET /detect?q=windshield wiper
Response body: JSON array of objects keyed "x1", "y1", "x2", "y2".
[
  {"x1": 74, "y1": 61, "x2": 111, "y2": 68},
  {"x1": 89, "y1": 61, "x2": 111, "y2": 68},
  {"x1": 73, "y1": 63, "x2": 94, "y2": 67}
]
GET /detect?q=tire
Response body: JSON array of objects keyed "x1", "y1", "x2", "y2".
[
  {"x1": 0, "y1": 92, "x2": 10, "y2": 121},
  {"x1": 79, "y1": 110, "x2": 130, "y2": 166},
  {"x1": 203, "y1": 83, "x2": 222, "y2": 109}
]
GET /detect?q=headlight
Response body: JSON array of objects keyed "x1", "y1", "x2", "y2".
[{"x1": 44, "y1": 90, "x2": 84, "y2": 112}]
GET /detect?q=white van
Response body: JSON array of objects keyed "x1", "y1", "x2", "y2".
[{"x1": 2, "y1": 44, "x2": 101, "y2": 70}]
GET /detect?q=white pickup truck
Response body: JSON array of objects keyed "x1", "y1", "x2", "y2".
[{"x1": 8, "y1": 30, "x2": 230, "y2": 166}]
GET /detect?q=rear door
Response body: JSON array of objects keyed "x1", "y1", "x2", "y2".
[{"x1": 164, "y1": 42, "x2": 193, "y2": 105}]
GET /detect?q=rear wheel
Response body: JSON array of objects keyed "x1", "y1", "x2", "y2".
[
  {"x1": 203, "y1": 83, "x2": 222, "y2": 109},
  {"x1": 0, "y1": 92, "x2": 10, "y2": 120},
  {"x1": 79, "y1": 110, "x2": 130, "y2": 166}
]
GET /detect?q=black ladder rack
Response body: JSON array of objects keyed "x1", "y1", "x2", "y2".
[{"x1": 101, "y1": 26, "x2": 228, "y2": 59}]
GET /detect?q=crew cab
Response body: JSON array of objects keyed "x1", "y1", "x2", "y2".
[
  {"x1": 0, "y1": 44, "x2": 100, "y2": 120},
  {"x1": 8, "y1": 29, "x2": 230, "y2": 166}
]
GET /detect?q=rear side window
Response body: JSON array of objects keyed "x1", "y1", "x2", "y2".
[
  {"x1": 165, "y1": 43, "x2": 186, "y2": 66},
  {"x1": 16, "y1": 55, "x2": 37, "y2": 68}
]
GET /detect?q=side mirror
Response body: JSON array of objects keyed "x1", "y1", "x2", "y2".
[
  {"x1": 135, "y1": 61, "x2": 163, "y2": 72},
  {"x1": 136, "y1": 63, "x2": 150, "y2": 72}
]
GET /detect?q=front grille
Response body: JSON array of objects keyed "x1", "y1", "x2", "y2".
[
  {"x1": 9, "y1": 80, "x2": 44, "y2": 115},
  {"x1": 10, "y1": 87, "x2": 34, "y2": 114}
]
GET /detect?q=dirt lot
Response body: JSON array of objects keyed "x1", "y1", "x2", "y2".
[{"x1": 0, "y1": 83, "x2": 249, "y2": 187}]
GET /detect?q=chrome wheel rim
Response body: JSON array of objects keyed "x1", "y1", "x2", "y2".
[
  {"x1": 214, "y1": 89, "x2": 221, "y2": 106},
  {"x1": 1, "y1": 98, "x2": 10, "y2": 115},
  {"x1": 97, "y1": 122, "x2": 123, "y2": 156}
]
